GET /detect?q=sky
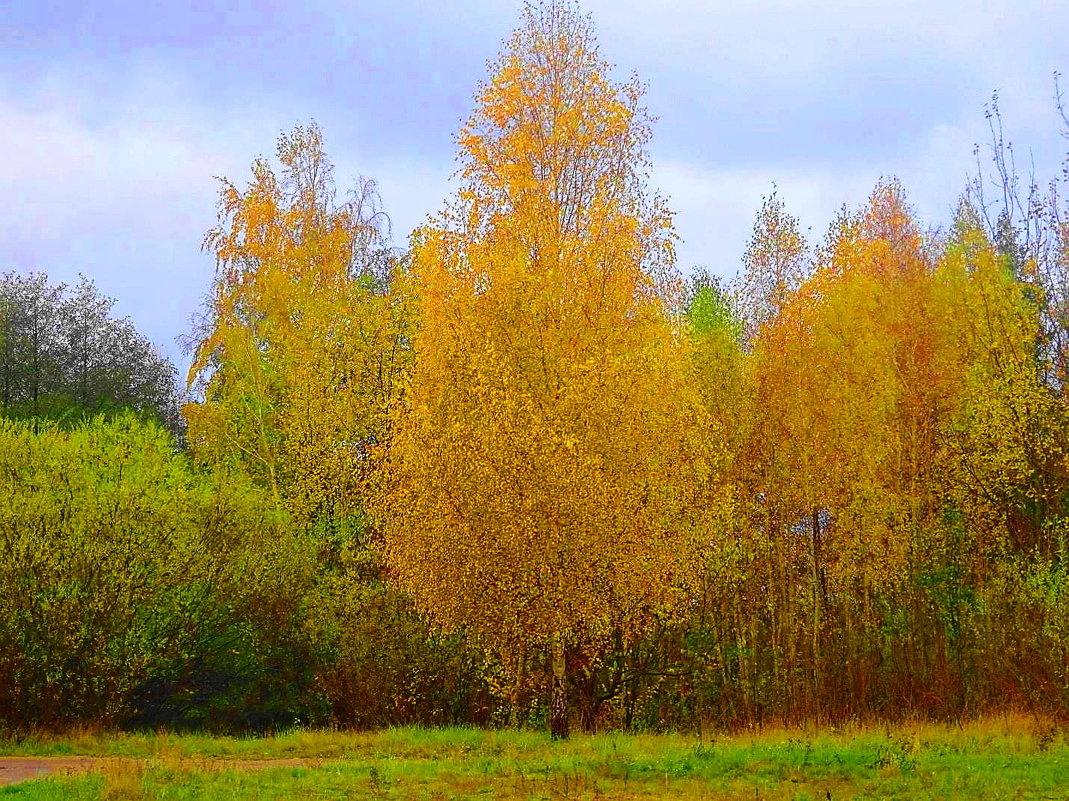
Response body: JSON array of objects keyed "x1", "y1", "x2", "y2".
[{"x1": 3, "y1": 0, "x2": 1068, "y2": 374}]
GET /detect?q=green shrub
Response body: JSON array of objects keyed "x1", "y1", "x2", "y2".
[{"x1": 0, "y1": 414, "x2": 317, "y2": 730}]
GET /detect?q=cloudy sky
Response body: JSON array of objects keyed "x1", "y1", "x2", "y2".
[{"x1": 3, "y1": 0, "x2": 1068, "y2": 372}]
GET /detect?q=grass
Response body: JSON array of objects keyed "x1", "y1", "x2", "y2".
[{"x1": 2, "y1": 714, "x2": 1068, "y2": 799}]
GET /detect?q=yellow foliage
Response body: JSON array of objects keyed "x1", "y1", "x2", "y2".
[
  {"x1": 185, "y1": 123, "x2": 410, "y2": 524},
  {"x1": 381, "y1": 1, "x2": 723, "y2": 666},
  {"x1": 743, "y1": 179, "x2": 1062, "y2": 598}
]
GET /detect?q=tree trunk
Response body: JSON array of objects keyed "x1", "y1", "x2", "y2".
[
  {"x1": 577, "y1": 667, "x2": 600, "y2": 733},
  {"x1": 549, "y1": 638, "x2": 569, "y2": 740},
  {"x1": 809, "y1": 508, "x2": 825, "y2": 706}
]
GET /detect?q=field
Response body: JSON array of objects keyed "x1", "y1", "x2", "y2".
[{"x1": 2, "y1": 716, "x2": 1068, "y2": 799}]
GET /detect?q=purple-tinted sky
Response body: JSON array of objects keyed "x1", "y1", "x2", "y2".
[{"x1": 3, "y1": 0, "x2": 1068, "y2": 374}]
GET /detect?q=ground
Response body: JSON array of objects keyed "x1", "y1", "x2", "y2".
[{"x1": 1, "y1": 715, "x2": 1068, "y2": 799}]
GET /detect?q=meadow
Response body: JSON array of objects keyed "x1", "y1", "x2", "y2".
[{"x1": 3, "y1": 716, "x2": 1068, "y2": 799}]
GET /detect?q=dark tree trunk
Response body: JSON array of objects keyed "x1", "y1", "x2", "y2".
[
  {"x1": 579, "y1": 696, "x2": 600, "y2": 733},
  {"x1": 549, "y1": 639, "x2": 569, "y2": 739}
]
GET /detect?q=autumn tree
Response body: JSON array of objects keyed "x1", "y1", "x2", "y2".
[
  {"x1": 381, "y1": 0, "x2": 720, "y2": 737},
  {"x1": 968, "y1": 83, "x2": 1069, "y2": 386},
  {"x1": 721, "y1": 178, "x2": 1058, "y2": 718},
  {"x1": 937, "y1": 209, "x2": 1061, "y2": 559},
  {"x1": 765, "y1": 184, "x2": 950, "y2": 704},
  {"x1": 186, "y1": 123, "x2": 409, "y2": 526},
  {"x1": 735, "y1": 188, "x2": 809, "y2": 348},
  {"x1": 685, "y1": 269, "x2": 749, "y2": 473}
]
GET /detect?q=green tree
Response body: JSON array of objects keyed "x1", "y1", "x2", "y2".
[
  {"x1": 0, "y1": 271, "x2": 178, "y2": 431},
  {"x1": 0, "y1": 414, "x2": 313, "y2": 729}
]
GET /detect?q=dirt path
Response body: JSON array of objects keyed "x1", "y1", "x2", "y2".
[
  {"x1": 0, "y1": 756, "x2": 321, "y2": 787},
  {"x1": 0, "y1": 756, "x2": 99, "y2": 786}
]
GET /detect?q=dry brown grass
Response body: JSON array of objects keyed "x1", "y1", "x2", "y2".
[{"x1": 100, "y1": 758, "x2": 146, "y2": 800}]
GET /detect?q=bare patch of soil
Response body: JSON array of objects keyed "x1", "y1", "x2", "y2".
[{"x1": 0, "y1": 756, "x2": 98, "y2": 786}]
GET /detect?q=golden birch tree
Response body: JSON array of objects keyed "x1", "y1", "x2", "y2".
[
  {"x1": 186, "y1": 123, "x2": 409, "y2": 526},
  {"x1": 736, "y1": 188, "x2": 809, "y2": 349},
  {"x1": 381, "y1": 0, "x2": 719, "y2": 737},
  {"x1": 744, "y1": 182, "x2": 943, "y2": 707}
]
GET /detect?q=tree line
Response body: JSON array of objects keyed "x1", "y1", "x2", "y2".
[
  {"x1": 0, "y1": 272, "x2": 179, "y2": 432},
  {"x1": 2, "y1": 0, "x2": 1069, "y2": 736}
]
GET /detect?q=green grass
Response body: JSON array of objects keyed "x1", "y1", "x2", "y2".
[{"x1": 2, "y1": 716, "x2": 1068, "y2": 799}]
